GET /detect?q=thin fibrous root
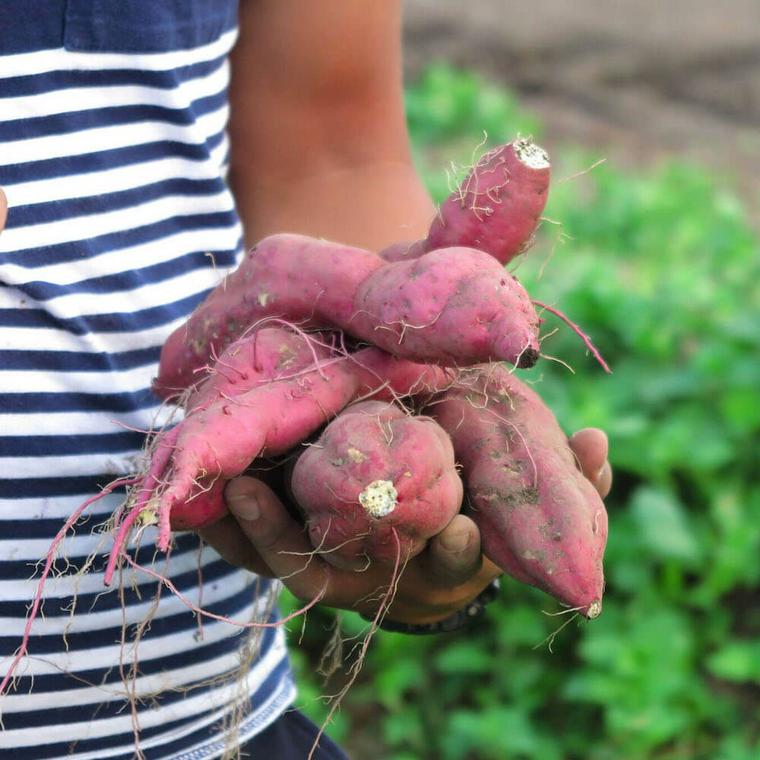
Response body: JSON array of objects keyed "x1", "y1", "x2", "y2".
[
  {"x1": 0, "y1": 475, "x2": 140, "y2": 696},
  {"x1": 104, "y1": 426, "x2": 181, "y2": 586},
  {"x1": 307, "y1": 528, "x2": 405, "y2": 760},
  {"x1": 532, "y1": 612, "x2": 580, "y2": 654},
  {"x1": 532, "y1": 299, "x2": 611, "y2": 374}
]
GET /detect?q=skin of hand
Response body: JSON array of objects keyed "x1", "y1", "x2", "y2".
[
  {"x1": 197, "y1": 429, "x2": 612, "y2": 625},
  {"x1": 196, "y1": 1, "x2": 614, "y2": 624},
  {"x1": 227, "y1": 0, "x2": 436, "y2": 249}
]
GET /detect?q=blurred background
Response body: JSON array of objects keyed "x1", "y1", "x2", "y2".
[
  {"x1": 281, "y1": 3, "x2": 760, "y2": 758},
  {"x1": 404, "y1": 0, "x2": 760, "y2": 199}
]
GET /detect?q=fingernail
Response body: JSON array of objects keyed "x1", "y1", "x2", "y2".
[
  {"x1": 227, "y1": 491, "x2": 260, "y2": 521},
  {"x1": 440, "y1": 530, "x2": 470, "y2": 553},
  {"x1": 595, "y1": 462, "x2": 608, "y2": 482}
]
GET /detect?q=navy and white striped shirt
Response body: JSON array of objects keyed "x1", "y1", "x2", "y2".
[{"x1": 0, "y1": 3, "x2": 295, "y2": 757}]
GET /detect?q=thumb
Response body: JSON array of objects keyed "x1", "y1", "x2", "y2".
[
  {"x1": 225, "y1": 477, "x2": 333, "y2": 601},
  {"x1": 426, "y1": 514, "x2": 484, "y2": 586}
]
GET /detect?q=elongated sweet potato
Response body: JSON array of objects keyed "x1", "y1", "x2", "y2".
[
  {"x1": 153, "y1": 235, "x2": 540, "y2": 397},
  {"x1": 380, "y1": 138, "x2": 550, "y2": 265},
  {"x1": 429, "y1": 364, "x2": 607, "y2": 617},
  {"x1": 290, "y1": 400, "x2": 463, "y2": 569},
  {"x1": 185, "y1": 326, "x2": 333, "y2": 412},
  {"x1": 164, "y1": 327, "x2": 334, "y2": 534},
  {"x1": 351, "y1": 247, "x2": 539, "y2": 369},
  {"x1": 106, "y1": 337, "x2": 451, "y2": 588}
]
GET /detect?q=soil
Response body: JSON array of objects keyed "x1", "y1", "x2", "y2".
[{"x1": 404, "y1": 0, "x2": 760, "y2": 213}]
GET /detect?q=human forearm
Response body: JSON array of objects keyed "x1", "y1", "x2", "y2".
[
  {"x1": 232, "y1": 158, "x2": 435, "y2": 251},
  {"x1": 227, "y1": 0, "x2": 433, "y2": 251}
]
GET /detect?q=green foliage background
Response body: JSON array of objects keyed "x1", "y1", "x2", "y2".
[{"x1": 281, "y1": 64, "x2": 760, "y2": 759}]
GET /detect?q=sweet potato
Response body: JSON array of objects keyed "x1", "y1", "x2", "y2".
[
  {"x1": 351, "y1": 247, "x2": 539, "y2": 369},
  {"x1": 290, "y1": 401, "x2": 463, "y2": 568},
  {"x1": 156, "y1": 349, "x2": 447, "y2": 532},
  {"x1": 102, "y1": 326, "x2": 336, "y2": 582},
  {"x1": 185, "y1": 325, "x2": 333, "y2": 412},
  {"x1": 153, "y1": 235, "x2": 540, "y2": 397},
  {"x1": 380, "y1": 138, "x2": 550, "y2": 265},
  {"x1": 429, "y1": 364, "x2": 607, "y2": 617},
  {"x1": 164, "y1": 327, "x2": 335, "y2": 533},
  {"x1": 106, "y1": 340, "x2": 451, "y2": 587}
]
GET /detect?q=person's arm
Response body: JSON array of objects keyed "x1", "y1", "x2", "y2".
[
  {"x1": 199, "y1": 0, "x2": 612, "y2": 625},
  {"x1": 227, "y1": 0, "x2": 434, "y2": 250}
]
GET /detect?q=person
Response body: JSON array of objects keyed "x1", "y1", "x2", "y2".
[{"x1": 0, "y1": 2, "x2": 612, "y2": 757}]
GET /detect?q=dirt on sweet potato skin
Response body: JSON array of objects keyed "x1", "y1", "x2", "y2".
[
  {"x1": 429, "y1": 365, "x2": 608, "y2": 616},
  {"x1": 291, "y1": 400, "x2": 463, "y2": 569}
]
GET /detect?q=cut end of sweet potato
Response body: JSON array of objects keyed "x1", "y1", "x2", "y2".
[
  {"x1": 585, "y1": 599, "x2": 602, "y2": 620},
  {"x1": 513, "y1": 137, "x2": 550, "y2": 169},
  {"x1": 358, "y1": 479, "x2": 398, "y2": 518}
]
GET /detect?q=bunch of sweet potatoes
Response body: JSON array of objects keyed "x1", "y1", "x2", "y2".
[
  {"x1": 108, "y1": 136, "x2": 606, "y2": 622},
  {"x1": 13, "y1": 139, "x2": 609, "y2": 689}
]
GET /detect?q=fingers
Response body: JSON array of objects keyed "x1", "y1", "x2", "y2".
[
  {"x1": 424, "y1": 514, "x2": 501, "y2": 587},
  {"x1": 0, "y1": 188, "x2": 6, "y2": 233},
  {"x1": 196, "y1": 514, "x2": 274, "y2": 577},
  {"x1": 425, "y1": 514, "x2": 483, "y2": 585},
  {"x1": 569, "y1": 427, "x2": 612, "y2": 497},
  {"x1": 224, "y1": 476, "x2": 337, "y2": 603},
  {"x1": 221, "y1": 478, "x2": 502, "y2": 624},
  {"x1": 569, "y1": 428, "x2": 608, "y2": 477},
  {"x1": 596, "y1": 460, "x2": 613, "y2": 499}
]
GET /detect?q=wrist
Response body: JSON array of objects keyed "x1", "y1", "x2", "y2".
[{"x1": 361, "y1": 578, "x2": 501, "y2": 635}]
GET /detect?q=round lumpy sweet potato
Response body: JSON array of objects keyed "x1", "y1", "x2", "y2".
[{"x1": 290, "y1": 400, "x2": 463, "y2": 569}]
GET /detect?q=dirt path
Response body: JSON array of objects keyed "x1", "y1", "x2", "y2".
[{"x1": 404, "y1": 0, "x2": 760, "y2": 210}]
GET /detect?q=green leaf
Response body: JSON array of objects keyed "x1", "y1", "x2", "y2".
[
  {"x1": 434, "y1": 641, "x2": 494, "y2": 675},
  {"x1": 707, "y1": 641, "x2": 760, "y2": 682},
  {"x1": 630, "y1": 486, "x2": 701, "y2": 564}
]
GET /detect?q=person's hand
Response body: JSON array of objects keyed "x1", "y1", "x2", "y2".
[
  {"x1": 0, "y1": 187, "x2": 7, "y2": 233},
  {"x1": 569, "y1": 427, "x2": 612, "y2": 499},
  {"x1": 198, "y1": 427, "x2": 611, "y2": 625}
]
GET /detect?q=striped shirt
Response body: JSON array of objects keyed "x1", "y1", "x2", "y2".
[{"x1": 0, "y1": 2, "x2": 295, "y2": 757}]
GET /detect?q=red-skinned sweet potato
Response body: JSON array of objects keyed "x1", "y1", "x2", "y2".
[
  {"x1": 153, "y1": 235, "x2": 540, "y2": 397},
  {"x1": 106, "y1": 337, "x2": 451, "y2": 587},
  {"x1": 290, "y1": 400, "x2": 463, "y2": 569},
  {"x1": 380, "y1": 138, "x2": 550, "y2": 265},
  {"x1": 429, "y1": 364, "x2": 607, "y2": 617}
]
